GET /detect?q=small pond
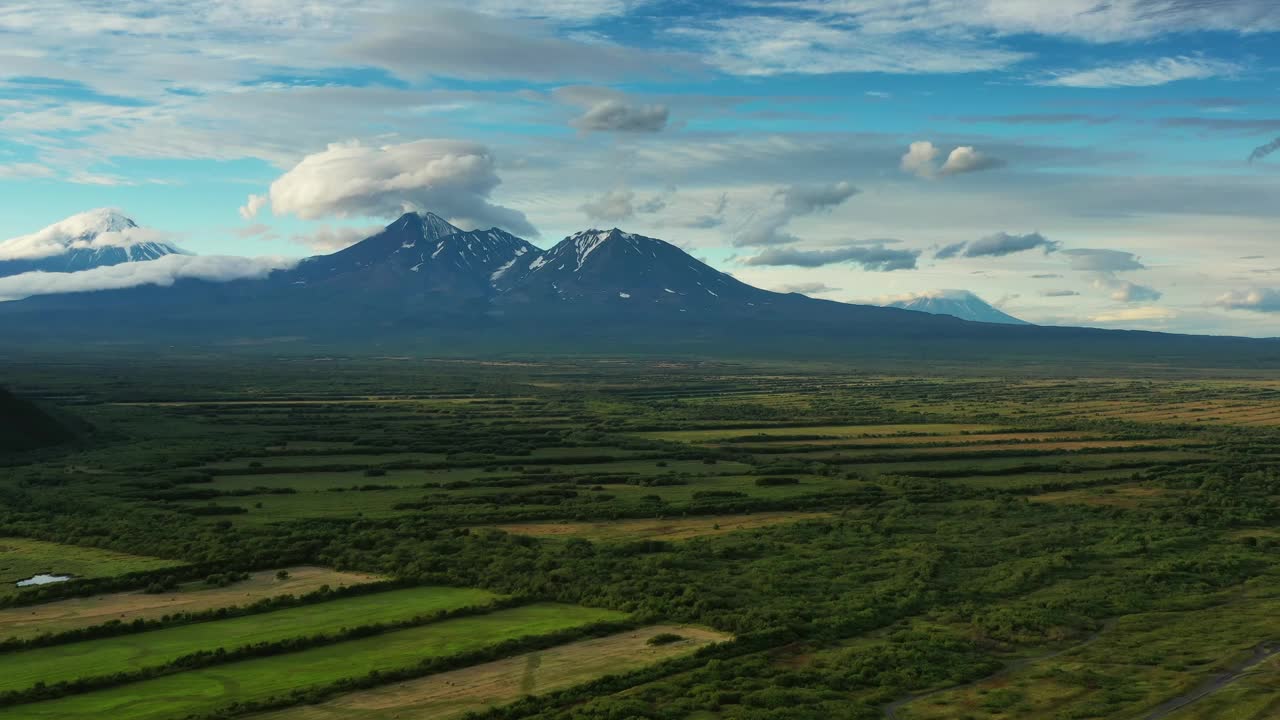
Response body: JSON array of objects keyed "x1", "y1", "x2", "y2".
[{"x1": 15, "y1": 574, "x2": 74, "y2": 587}]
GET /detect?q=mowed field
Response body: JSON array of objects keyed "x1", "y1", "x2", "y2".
[
  {"x1": 0, "y1": 586, "x2": 500, "y2": 694},
  {"x1": 0, "y1": 538, "x2": 182, "y2": 599},
  {"x1": 253, "y1": 625, "x2": 731, "y2": 720},
  {"x1": 15, "y1": 603, "x2": 628, "y2": 720},
  {"x1": 0, "y1": 566, "x2": 385, "y2": 640}
]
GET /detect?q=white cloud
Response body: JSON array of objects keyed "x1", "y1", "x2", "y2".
[
  {"x1": 1040, "y1": 56, "x2": 1239, "y2": 88},
  {"x1": 0, "y1": 254, "x2": 294, "y2": 302},
  {"x1": 291, "y1": 225, "x2": 382, "y2": 254},
  {"x1": 0, "y1": 209, "x2": 169, "y2": 261},
  {"x1": 939, "y1": 146, "x2": 1005, "y2": 176},
  {"x1": 772, "y1": 0, "x2": 1280, "y2": 43},
  {"x1": 902, "y1": 142, "x2": 1003, "y2": 178},
  {"x1": 0, "y1": 163, "x2": 54, "y2": 179},
  {"x1": 1088, "y1": 306, "x2": 1177, "y2": 323},
  {"x1": 239, "y1": 193, "x2": 267, "y2": 220},
  {"x1": 675, "y1": 16, "x2": 1027, "y2": 77},
  {"x1": 265, "y1": 139, "x2": 536, "y2": 236},
  {"x1": 1095, "y1": 277, "x2": 1163, "y2": 302}
]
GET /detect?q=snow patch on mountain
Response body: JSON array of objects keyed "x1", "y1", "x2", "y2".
[{"x1": 0, "y1": 209, "x2": 181, "y2": 262}]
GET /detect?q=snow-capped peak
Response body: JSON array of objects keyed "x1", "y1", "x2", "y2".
[{"x1": 0, "y1": 209, "x2": 179, "y2": 262}]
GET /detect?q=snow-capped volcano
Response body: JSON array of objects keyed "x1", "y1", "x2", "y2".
[
  {"x1": 0, "y1": 209, "x2": 184, "y2": 278},
  {"x1": 496, "y1": 228, "x2": 767, "y2": 307},
  {"x1": 880, "y1": 289, "x2": 1029, "y2": 325}
]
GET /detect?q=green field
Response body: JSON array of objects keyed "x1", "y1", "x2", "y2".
[
  {"x1": 15, "y1": 603, "x2": 627, "y2": 720},
  {"x1": 0, "y1": 359, "x2": 1274, "y2": 719},
  {"x1": 0, "y1": 538, "x2": 181, "y2": 599},
  {"x1": 0, "y1": 586, "x2": 499, "y2": 694}
]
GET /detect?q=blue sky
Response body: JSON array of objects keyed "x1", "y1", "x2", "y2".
[{"x1": 1, "y1": 0, "x2": 1278, "y2": 334}]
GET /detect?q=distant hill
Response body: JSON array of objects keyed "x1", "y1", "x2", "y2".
[
  {"x1": 881, "y1": 289, "x2": 1029, "y2": 325},
  {"x1": 0, "y1": 388, "x2": 74, "y2": 452},
  {"x1": 0, "y1": 209, "x2": 183, "y2": 278}
]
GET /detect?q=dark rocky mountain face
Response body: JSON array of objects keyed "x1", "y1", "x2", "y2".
[
  {"x1": 495, "y1": 228, "x2": 776, "y2": 311},
  {"x1": 279, "y1": 212, "x2": 539, "y2": 302}
]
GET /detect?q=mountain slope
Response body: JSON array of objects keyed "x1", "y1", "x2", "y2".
[
  {"x1": 496, "y1": 228, "x2": 772, "y2": 310},
  {"x1": 883, "y1": 290, "x2": 1029, "y2": 325},
  {"x1": 0, "y1": 388, "x2": 74, "y2": 452},
  {"x1": 280, "y1": 212, "x2": 539, "y2": 302},
  {"x1": 0, "y1": 210, "x2": 184, "y2": 278}
]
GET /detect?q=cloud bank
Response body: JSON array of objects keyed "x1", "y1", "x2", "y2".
[
  {"x1": 0, "y1": 254, "x2": 295, "y2": 302},
  {"x1": 265, "y1": 139, "x2": 536, "y2": 236}
]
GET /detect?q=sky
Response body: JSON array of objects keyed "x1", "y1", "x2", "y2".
[{"x1": 0, "y1": 0, "x2": 1278, "y2": 336}]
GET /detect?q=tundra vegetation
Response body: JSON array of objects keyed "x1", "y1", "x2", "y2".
[{"x1": 0, "y1": 356, "x2": 1276, "y2": 719}]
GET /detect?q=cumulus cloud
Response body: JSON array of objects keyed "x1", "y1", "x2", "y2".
[
  {"x1": 0, "y1": 209, "x2": 172, "y2": 262},
  {"x1": 571, "y1": 100, "x2": 669, "y2": 133},
  {"x1": 1212, "y1": 288, "x2": 1280, "y2": 312},
  {"x1": 0, "y1": 255, "x2": 294, "y2": 302},
  {"x1": 1061, "y1": 248, "x2": 1147, "y2": 272},
  {"x1": 900, "y1": 141, "x2": 941, "y2": 178},
  {"x1": 1040, "y1": 289, "x2": 1080, "y2": 297},
  {"x1": 902, "y1": 141, "x2": 1003, "y2": 178},
  {"x1": 1094, "y1": 277, "x2": 1163, "y2": 302},
  {"x1": 239, "y1": 193, "x2": 267, "y2": 220},
  {"x1": 775, "y1": 281, "x2": 841, "y2": 294},
  {"x1": 265, "y1": 139, "x2": 536, "y2": 236},
  {"x1": 734, "y1": 181, "x2": 859, "y2": 247},
  {"x1": 939, "y1": 146, "x2": 1006, "y2": 176},
  {"x1": 580, "y1": 189, "x2": 636, "y2": 223},
  {"x1": 1248, "y1": 137, "x2": 1280, "y2": 163},
  {"x1": 935, "y1": 242, "x2": 967, "y2": 260},
  {"x1": 741, "y1": 244, "x2": 919, "y2": 271},
  {"x1": 961, "y1": 232, "x2": 1059, "y2": 258}
]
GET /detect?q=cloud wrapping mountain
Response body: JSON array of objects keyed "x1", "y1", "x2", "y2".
[
  {"x1": 0, "y1": 209, "x2": 174, "y2": 262},
  {"x1": 0, "y1": 254, "x2": 294, "y2": 302},
  {"x1": 265, "y1": 139, "x2": 537, "y2": 236}
]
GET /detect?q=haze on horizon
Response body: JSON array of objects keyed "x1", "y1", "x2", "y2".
[{"x1": 0, "y1": 1, "x2": 1278, "y2": 336}]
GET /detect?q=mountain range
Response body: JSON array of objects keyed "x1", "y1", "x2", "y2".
[{"x1": 0, "y1": 210, "x2": 1276, "y2": 365}]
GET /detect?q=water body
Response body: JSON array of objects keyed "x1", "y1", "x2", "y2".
[{"x1": 15, "y1": 573, "x2": 73, "y2": 587}]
